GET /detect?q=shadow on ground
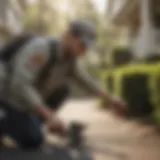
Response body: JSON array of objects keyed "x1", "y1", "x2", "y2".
[
  {"x1": 0, "y1": 145, "x2": 93, "y2": 160},
  {"x1": 89, "y1": 145, "x2": 129, "y2": 160}
]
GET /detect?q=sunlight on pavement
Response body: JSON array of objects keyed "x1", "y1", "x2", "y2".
[{"x1": 59, "y1": 99, "x2": 160, "y2": 160}]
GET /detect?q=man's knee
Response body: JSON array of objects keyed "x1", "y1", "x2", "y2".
[
  {"x1": 0, "y1": 102, "x2": 43, "y2": 149},
  {"x1": 16, "y1": 115, "x2": 44, "y2": 149},
  {"x1": 19, "y1": 132, "x2": 43, "y2": 149}
]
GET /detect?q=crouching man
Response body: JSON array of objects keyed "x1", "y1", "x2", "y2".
[{"x1": 0, "y1": 20, "x2": 127, "y2": 149}]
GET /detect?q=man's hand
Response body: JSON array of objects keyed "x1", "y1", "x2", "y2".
[
  {"x1": 47, "y1": 116, "x2": 67, "y2": 137},
  {"x1": 108, "y1": 95, "x2": 128, "y2": 117},
  {"x1": 34, "y1": 105, "x2": 67, "y2": 137},
  {"x1": 99, "y1": 92, "x2": 128, "y2": 117}
]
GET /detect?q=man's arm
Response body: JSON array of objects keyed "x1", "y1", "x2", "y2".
[
  {"x1": 11, "y1": 37, "x2": 52, "y2": 119},
  {"x1": 71, "y1": 61, "x2": 112, "y2": 100},
  {"x1": 71, "y1": 61, "x2": 128, "y2": 116}
]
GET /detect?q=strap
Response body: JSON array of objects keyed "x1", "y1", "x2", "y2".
[
  {"x1": 35, "y1": 39, "x2": 59, "y2": 89},
  {"x1": 0, "y1": 33, "x2": 35, "y2": 62},
  {"x1": 3, "y1": 34, "x2": 35, "y2": 97},
  {"x1": 4, "y1": 34, "x2": 35, "y2": 75}
]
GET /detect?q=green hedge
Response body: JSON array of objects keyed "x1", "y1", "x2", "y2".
[
  {"x1": 149, "y1": 65, "x2": 160, "y2": 124},
  {"x1": 98, "y1": 70, "x2": 113, "y2": 108},
  {"x1": 145, "y1": 54, "x2": 160, "y2": 63},
  {"x1": 113, "y1": 64, "x2": 154, "y2": 117},
  {"x1": 101, "y1": 69, "x2": 114, "y2": 93},
  {"x1": 110, "y1": 48, "x2": 133, "y2": 67},
  {"x1": 100, "y1": 63, "x2": 160, "y2": 119}
]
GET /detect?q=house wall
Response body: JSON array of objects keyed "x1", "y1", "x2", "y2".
[
  {"x1": 137, "y1": 0, "x2": 153, "y2": 57},
  {"x1": 130, "y1": 0, "x2": 160, "y2": 57},
  {"x1": 106, "y1": 0, "x2": 127, "y2": 20},
  {"x1": 107, "y1": 0, "x2": 160, "y2": 58}
]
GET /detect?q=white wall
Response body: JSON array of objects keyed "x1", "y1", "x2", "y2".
[{"x1": 107, "y1": 0, "x2": 127, "y2": 19}]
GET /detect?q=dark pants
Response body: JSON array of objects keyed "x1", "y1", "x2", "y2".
[{"x1": 0, "y1": 85, "x2": 70, "y2": 149}]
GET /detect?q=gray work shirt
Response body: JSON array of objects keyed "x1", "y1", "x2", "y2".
[{"x1": 0, "y1": 37, "x2": 103, "y2": 111}]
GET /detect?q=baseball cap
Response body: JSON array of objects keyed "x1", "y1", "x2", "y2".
[{"x1": 69, "y1": 20, "x2": 97, "y2": 48}]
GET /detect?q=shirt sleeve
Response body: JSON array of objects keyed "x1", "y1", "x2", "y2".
[
  {"x1": 71, "y1": 60, "x2": 105, "y2": 95},
  {"x1": 11, "y1": 37, "x2": 50, "y2": 110}
]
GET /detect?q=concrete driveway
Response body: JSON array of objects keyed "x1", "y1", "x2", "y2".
[
  {"x1": 58, "y1": 99, "x2": 160, "y2": 160},
  {"x1": 1, "y1": 99, "x2": 160, "y2": 160}
]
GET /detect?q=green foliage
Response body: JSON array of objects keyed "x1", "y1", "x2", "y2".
[
  {"x1": 122, "y1": 73, "x2": 152, "y2": 116},
  {"x1": 100, "y1": 69, "x2": 114, "y2": 93},
  {"x1": 22, "y1": 1, "x2": 66, "y2": 35},
  {"x1": 22, "y1": 0, "x2": 124, "y2": 71},
  {"x1": 145, "y1": 54, "x2": 160, "y2": 63},
  {"x1": 110, "y1": 47, "x2": 133, "y2": 67},
  {"x1": 94, "y1": 24, "x2": 126, "y2": 69},
  {"x1": 99, "y1": 63, "x2": 160, "y2": 118},
  {"x1": 97, "y1": 69, "x2": 115, "y2": 108},
  {"x1": 148, "y1": 65, "x2": 160, "y2": 124},
  {"x1": 73, "y1": 0, "x2": 99, "y2": 23},
  {"x1": 22, "y1": 4, "x2": 40, "y2": 32},
  {"x1": 113, "y1": 64, "x2": 153, "y2": 117}
]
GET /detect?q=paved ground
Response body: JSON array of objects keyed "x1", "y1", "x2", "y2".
[
  {"x1": 58, "y1": 99, "x2": 160, "y2": 160},
  {"x1": 2, "y1": 99, "x2": 160, "y2": 160}
]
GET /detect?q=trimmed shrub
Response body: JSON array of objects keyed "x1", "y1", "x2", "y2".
[
  {"x1": 112, "y1": 64, "x2": 158, "y2": 117},
  {"x1": 97, "y1": 70, "x2": 112, "y2": 108},
  {"x1": 110, "y1": 48, "x2": 133, "y2": 67},
  {"x1": 98, "y1": 63, "x2": 160, "y2": 120},
  {"x1": 122, "y1": 73, "x2": 152, "y2": 116},
  {"x1": 145, "y1": 54, "x2": 160, "y2": 63},
  {"x1": 98, "y1": 69, "x2": 115, "y2": 108},
  {"x1": 148, "y1": 65, "x2": 160, "y2": 124},
  {"x1": 104, "y1": 72, "x2": 114, "y2": 93},
  {"x1": 100, "y1": 69, "x2": 114, "y2": 92}
]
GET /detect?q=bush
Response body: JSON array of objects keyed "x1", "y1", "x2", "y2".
[
  {"x1": 149, "y1": 64, "x2": 160, "y2": 124},
  {"x1": 100, "y1": 69, "x2": 113, "y2": 91},
  {"x1": 122, "y1": 73, "x2": 152, "y2": 116},
  {"x1": 98, "y1": 63, "x2": 160, "y2": 120},
  {"x1": 112, "y1": 64, "x2": 158, "y2": 117},
  {"x1": 97, "y1": 70, "x2": 113, "y2": 108},
  {"x1": 98, "y1": 65, "x2": 151, "y2": 111},
  {"x1": 103, "y1": 71, "x2": 114, "y2": 93},
  {"x1": 145, "y1": 54, "x2": 160, "y2": 63},
  {"x1": 110, "y1": 48, "x2": 133, "y2": 67}
]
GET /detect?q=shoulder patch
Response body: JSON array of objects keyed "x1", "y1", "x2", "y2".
[{"x1": 26, "y1": 54, "x2": 45, "y2": 71}]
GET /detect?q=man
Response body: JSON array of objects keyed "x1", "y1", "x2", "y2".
[{"x1": 0, "y1": 20, "x2": 127, "y2": 149}]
